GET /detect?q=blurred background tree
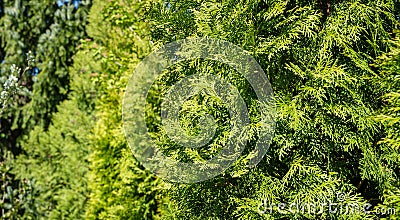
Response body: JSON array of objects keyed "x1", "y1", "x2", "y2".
[
  {"x1": 82, "y1": 0, "x2": 169, "y2": 219},
  {"x1": 0, "y1": 0, "x2": 91, "y2": 218}
]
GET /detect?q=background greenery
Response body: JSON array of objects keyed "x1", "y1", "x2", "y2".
[{"x1": 0, "y1": 0, "x2": 399, "y2": 219}]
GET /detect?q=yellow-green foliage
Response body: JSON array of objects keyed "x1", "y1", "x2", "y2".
[
  {"x1": 373, "y1": 31, "x2": 400, "y2": 219},
  {"x1": 144, "y1": 0, "x2": 400, "y2": 219},
  {"x1": 84, "y1": 0, "x2": 168, "y2": 219}
]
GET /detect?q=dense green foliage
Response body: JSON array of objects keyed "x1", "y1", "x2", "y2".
[
  {"x1": 11, "y1": 47, "x2": 98, "y2": 219},
  {"x1": 82, "y1": 1, "x2": 166, "y2": 219},
  {"x1": 0, "y1": 0, "x2": 91, "y2": 147},
  {"x1": 372, "y1": 31, "x2": 400, "y2": 218},
  {"x1": 1, "y1": 0, "x2": 399, "y2": 219},
  {"x1": 0, "y1": 0, "x2": 91, "y2": 218},
  {"x1": 144, "y1": 0, "x2": 400, "y2": 219}
]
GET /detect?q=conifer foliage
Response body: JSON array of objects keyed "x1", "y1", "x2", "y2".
[
  {"x1": 0, "y1": 0, "x2": 91, "y2": 218},
  {"x1": 143, "y1": 0, "x2": 400, "y2": 219},
  {"x1": 11, "y1": 47, "x2": 98, "y2": 219},
  {"x1": 372, "y1": 30, "x2": 400, "y2": 218},
  {"x1": 84, "y1": 0, "x2": 400, "y2": 219},
  {"x1": 0, "y1": 0, "x2": 399, "y2": 219},
  {"x1": 83, "y1": 0, "x2": 167, "y2": 219}
]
